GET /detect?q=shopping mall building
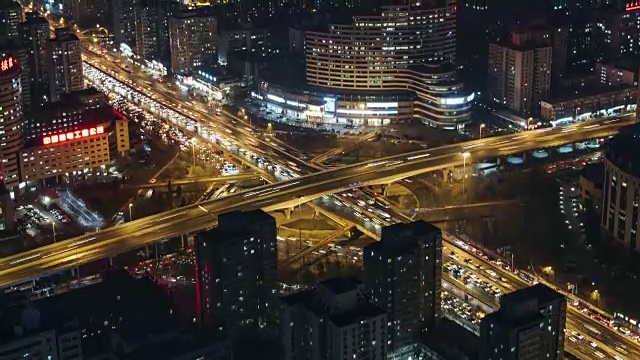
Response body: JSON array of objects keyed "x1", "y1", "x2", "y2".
[{"x1": 254, "y1": 2, "x2": 473, "y2": 130}]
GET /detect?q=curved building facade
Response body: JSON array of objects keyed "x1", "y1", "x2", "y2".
[
  {"x1": 304, "y1": 1, "x2": 472, "y2": 129},
  {"x1": 0, "y1": 54, "x2": 24, "y2": 189},
  {"x1": 602, "y1": 126, "x2": 640, "y2": 251}
]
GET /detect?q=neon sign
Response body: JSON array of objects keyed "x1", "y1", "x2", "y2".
[
  {"x1": 42, "y1": 126, "x2": 105, "y2": 145},
  {"x1": 627, "y1": 2, "x2": 640, "y2": 11},
  {"x1": 0, "y1": 56, "x2": 16, "y2": 72}
]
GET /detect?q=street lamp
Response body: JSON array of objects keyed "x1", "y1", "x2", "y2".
[
  {"x1": 542, "y1": 266, "x2": 555, "y2": 283},
  {"x1": 128, "y1": 203, "x2": 133, "y2": 221},
  {"x1": 461, "y1": 152, "x2": 470, "y2": 198},
  {"x1": 591, "y1": 289, "x2": 601, "y2": 305},
  {"x1": 479, "y1": 123, "x2": 486, "y2": 139}
]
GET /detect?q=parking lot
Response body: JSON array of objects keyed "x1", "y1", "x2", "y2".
[{"x1": 16, "y1": 204, "x2": 61, "y2": 238}]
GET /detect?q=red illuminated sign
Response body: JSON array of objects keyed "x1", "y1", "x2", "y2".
[
  {"x1": 42, "y1": 126, "x2": 105, "y2": 145},
  {"x1": 0, "y1": 56, "x2": 15, "y2": 72},
  {"x1": 627, "y1": 2, "x2": 640, "y2": 11}
]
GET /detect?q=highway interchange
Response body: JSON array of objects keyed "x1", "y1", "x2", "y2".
[{"x1": 1, "y1": 42, "x2": 638, "y2": 359}]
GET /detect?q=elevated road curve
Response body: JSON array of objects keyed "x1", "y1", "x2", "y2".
[{"x1": 0, "y1": 118, "x2": 630, "y2": 287}]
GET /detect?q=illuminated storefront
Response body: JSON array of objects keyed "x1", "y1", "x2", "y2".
[{"x1": 20, "y1": 125, "x2": 112, "y2": 182}]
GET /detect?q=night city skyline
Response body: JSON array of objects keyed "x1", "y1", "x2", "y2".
[{"x1": 0, "y1": 0, "x2": 639, "y2": 359}]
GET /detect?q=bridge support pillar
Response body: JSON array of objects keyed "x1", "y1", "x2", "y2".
[
  {"x1": 381, "y1": 185, "x2": 388, "y2": 197},
  {"x1": 70, "y1": 266, "x2": 80, "y2": 279},
  {"x1": 108, "y1": 256, "x2": 114, "y2": 267},
  {"x1": 145, "y1": 244, "x2": 151, "y2": 258},
  {"x1": 284, "y1": 208, "x2": 292, "y2": 219},
  {"x1": 182, "y1": 234, "x2": 192, "y2": 250}
]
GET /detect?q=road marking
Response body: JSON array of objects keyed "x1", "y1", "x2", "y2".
[{"x1": 198, "y1": 205, "x2": 208, "y2": 213}]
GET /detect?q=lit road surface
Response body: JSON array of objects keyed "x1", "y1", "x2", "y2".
[
  {"x1": 445, "y1": 241, "x2": 638, "y2": 360},
  {"x1": 51, "y1": 19, "x2": 636, "y2": 359},
  {"x1": 0, "y1": 118, "x2": 630, "y2": 287}
]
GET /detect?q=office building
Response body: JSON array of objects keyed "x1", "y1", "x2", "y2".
[
  {"x1": 364, "y1": 220, "x2": 442, "y2": 357},
  {"x1": 19, "y1": 88, "x2": 130, "y2": 184},
  {"x1": 488, "y1": 29, "x2": 552, "y2": 115},
  {"x1": 281, "y1": 277, "x2": 388, "y2": 360},
  {"x1": 47, "y1": 28, "x2": 83, "y2": 101},
  {"x1": 0, "y1": 52, "x2": 24, "y2": 190},
  {"x1": 479, "y1": 284, "x2": 566, "y2": 360},
  {"x1": 277, "y1": 1, "x2": 472, "y2": 129},
  {"x1": 20, "y1": 13, "x2": 51, "y2": 108},
  {"x1": 194, "y1": 209, "x2": 278, "y2": 335},
  {"x1": 601, "y1": 124, "x2": 640, "y2": 251},
  {"x1": 0, "y1": 0, "x2": 21, "y2": 44},
  {"x1": 111, "y1": 0, "x2": 136, "y2": 46},
  {"x1": 169, "y1": 7, "x2": 217, "y2": 73},
  {"x1": 135, "y1": 0, "x2": 176, "y2": 65}
]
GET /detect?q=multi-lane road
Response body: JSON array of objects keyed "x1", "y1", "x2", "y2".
[
  {"x1": 444, "y1": 239, "x2": 637, "y2": 360},
  {"x1": 0, "y1": 13, "x2": 613, "y2": 358},
  {"x1": 0, "y1": 116, "x2": 629, "y2": 287},
  {"x1": 0, "y1": 41, "x2": 632, "y2": 358}
]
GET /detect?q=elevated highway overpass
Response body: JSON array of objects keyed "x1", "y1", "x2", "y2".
[
  {"x1": 125, "y1": 174, "x2": 260, "y2": 189},
  {"x1": 0, "y1": 118, "x2": 630, "y2": 288}
]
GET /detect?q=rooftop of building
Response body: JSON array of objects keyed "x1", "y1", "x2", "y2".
[
  {"x1": 420, "y1": 318, "x2": 479, "y2": 360},
  {"x1": 329, "y1": 302, "x2": 386, "y2": 327},
  {"x1": 121, "y1": 331, "x2": 230, "y2": 360},
  {"x1": 171, "y1": 6, "x2": 215, "y2": 19},
  {"x1": 197, "y1": 209, "x2": 275, "y2": 244},
  {"x1": 605, "y1": 123, "x2": 640, "y2": 178},
  {"x1": 22, "y1": 12, "x2": 48, "y2": 25},
  {"x1": 580, "y1": 162, "x2": 604, "y2": 187},
  {"x1": 320, "y1": 276, "x2": 362, "y2": 295},
  {"x1": 366, "y1": 220, "x2": 441, "y2": 255},
  {"x1": 545, "y1": 82, "x2": 637, "y2": 104},
  {"x1": 0, "y1": 0, "x2": 20, "y2": 9},
  {"x1": 281, "y1": 278, "x2": 386, "y2": 328},
  {"x1": 36, "y1": 269, "x2": 178, "y2": 356},
  {"x1": 25, "y1": 89, "x2": 124, "y2": 147},
  {"x1": 500, "y1": 283, "x2": 565, "y2": 308},
  {"x1": 50, "y1": 28, "x2": 79, "y2": 42},
  {"x1": 483, "y1": 306, "x2": 546, "y2": 328},
  {"x1": 599, "y1": 56, "x2": 640, "y2": 73}
]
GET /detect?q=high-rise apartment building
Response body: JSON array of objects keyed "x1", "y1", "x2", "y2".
[
  {"x1": 73, "y1": 0, "x2": 109, "y2": 27},
  {"x1": 479, "y1": 284, "x2": 567, "y2": 360},
  {"x1": 194, "y1": 209, "x2": 278, "y2": 335},
  {"x1": 135, "y1": 0, "x2": 179, "y2": 66},
  {"x1": 303, "y1": 1, "x2": 473, "y2": 129},
  {"x1": 488, "y1": 29, "x2": 552, "y2": 115},
  {"x1": 364, "y1": 221, "x2": 442, "y2": 357},
  {"x1": 0, "y1": 0, "x2": 21, "y2": 44},
  {"x1": 20, "y1": 13, "x2": 50, "y2": 107},
  {"x1": 0, "y1": 52, "x2": 24, "y2": 190},
  {"x1": 281, "y1": 277, "x2": 388, "y2": 360},
  {"x1": 47, "y1": 28, "x2": 83, "y2": 101},
  {"x1": 169, "y1": 7, "x2": 217, "y2": 73},
  {"x1": 111, "y1": 0, "x2": 136, "y2": 46}
]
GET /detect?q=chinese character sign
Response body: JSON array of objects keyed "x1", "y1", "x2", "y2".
[
  {"x1": 0, "y1": 56, "x2": 16, "y2": 72},
  {"x1": 42, "y1": 125, "x2": 105, "y2": 145}
]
